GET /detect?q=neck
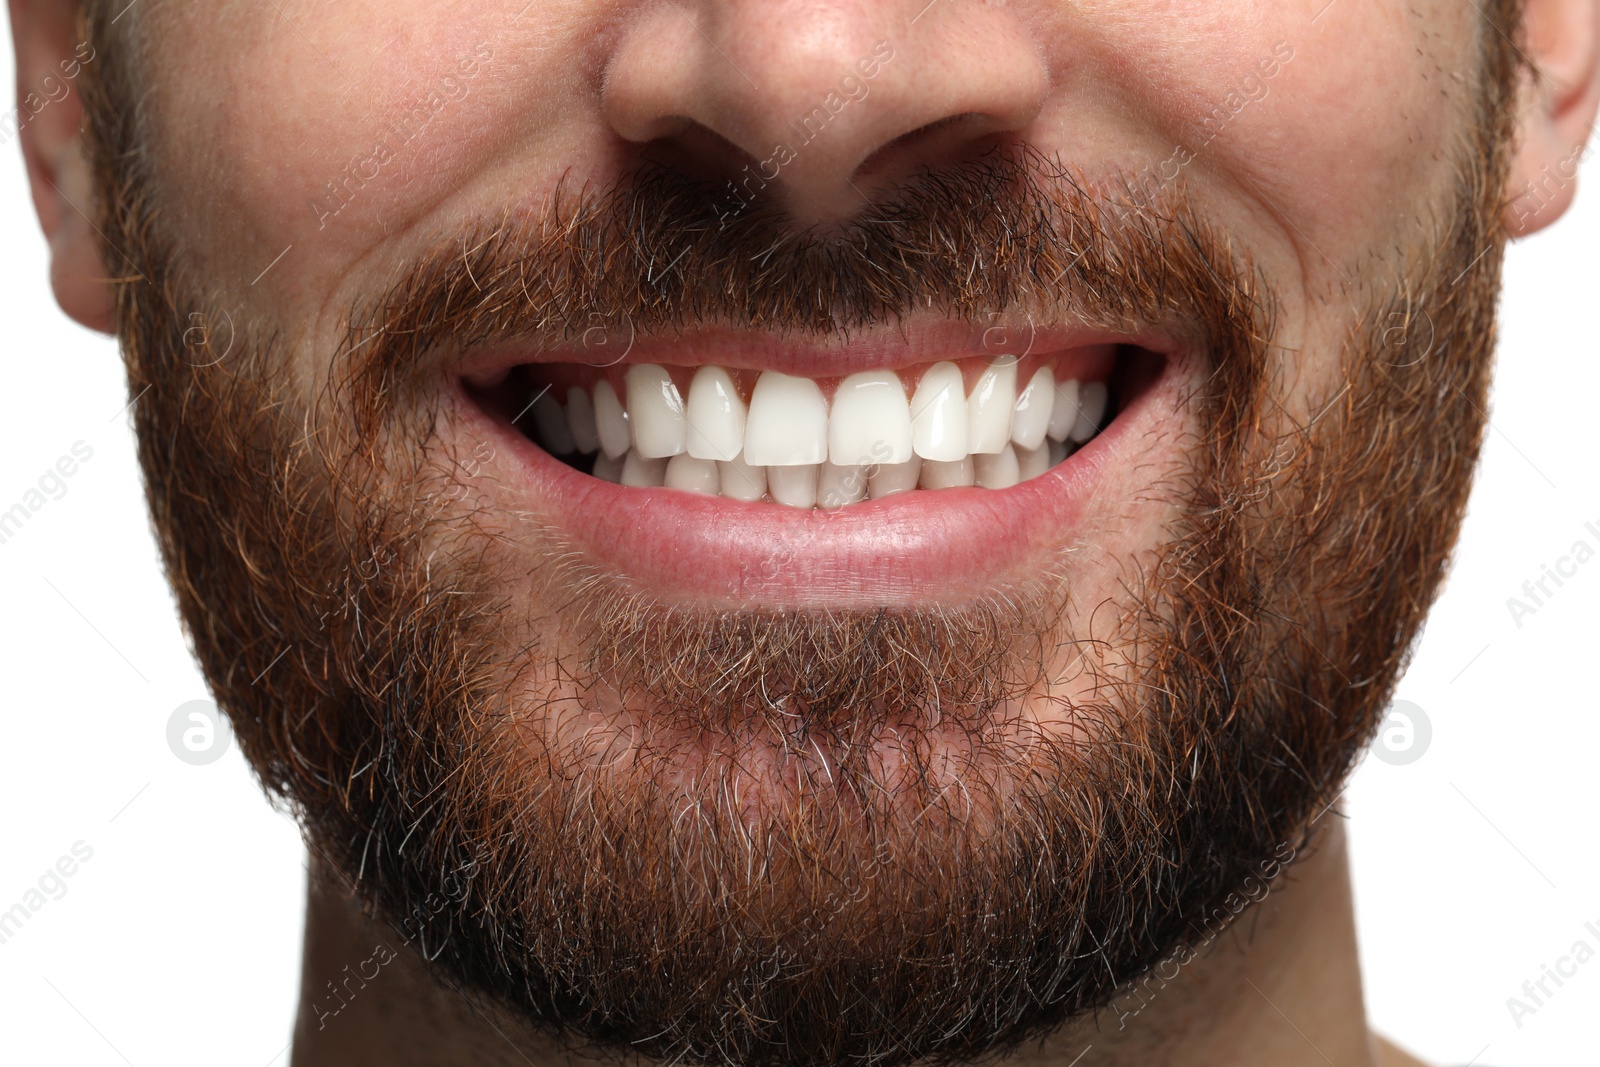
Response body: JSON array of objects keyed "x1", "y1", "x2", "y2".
[{"x1": 292, "y1": 818, "x2": 1387, "y2": 1067}]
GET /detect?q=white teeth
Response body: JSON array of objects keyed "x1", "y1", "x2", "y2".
[
  {"x1": 665, "y1": 454, "x2": 720, "y2": 494},
  {"x1": 1011, "y1": 367, "x2": 1054, "y2": 451},
  {"x1": 1069, "y1": 381, "x2": 1109, "y2": 443},
  {"x1": 531, "y1": 390, "x2": 576, "y2": 455},
  {"x1": 594, "y1": 380, "x2": 631, "y2": 459},
  {"x1": 1016, "y1": 442, "x2": 1051, "y2": 481},
  {"x1": 974, "y1": 445, "x2": 1021, "y2": 490},
  {"x1": 830, "y1": 370, "x2": 913, "y2": 466},
  {"x1": 626, "y1": 364, "x2": 688, "y2": 459},
  {"x1": 910, "y1": 361, "x2": 969, "y2": 462},
  {"x1": 566, "y1": 387, "x2": 600, "y2": 455},
  {"x1": 621, "y1": 451, "x2": 668, "y2": 487},
  {"x1": 966, "y1": 359, "x2": 1017, "y2": 454},
  {"x1": 920, "y1": 456, "x2": 975, "y2": 490},
  {"x1": 869, "y1": 457, "x2": 921, "y2": 499},
  {"x1": 718, "y1": 454, "x2": 768, "y2": 502},
  {"x1": 745, "y1": 371, "x2": 828, "y2": 466},
  {"x1": 592, "y1": 451, "x2": 625, "y2": 483},
  {"x1": 546, "y1": 358, "x2": 1112, "y2": 505},
  {"x1": 1046, "y1": 378, "x2": 1081, "y2": 442},
  {"x1": 685, "y1": 366, "x2": 748, "y2": 462},
  {"x1": 819, "y1": 462, "x2": 868, "y2": 508},
  {"x1": 767, "y1": 463, "x2": 819, "y2": 508}
]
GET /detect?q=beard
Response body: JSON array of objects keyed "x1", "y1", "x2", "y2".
[{"x1": 77, "y1": 6, "x2": 1521, "y2": 1064}]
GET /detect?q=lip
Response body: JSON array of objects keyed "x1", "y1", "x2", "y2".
[
  {"x1": 446, "y1": 329, "x2": 1183, "y2": 609},
  {"x1": 455, "y1": 317, "x2": 1181, "y2": 383}
]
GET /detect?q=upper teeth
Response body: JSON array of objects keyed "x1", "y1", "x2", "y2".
[{"x1": 531, "y1": 360, "x2": 1111, "y2": 508}]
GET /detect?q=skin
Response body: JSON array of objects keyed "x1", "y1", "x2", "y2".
[
  {"x1": 291, "y1": 819, "x2": 1413, "y2": 1067},
  {"x1": 10, "y1": 0, "x2": 1599, "y2": 1064}
]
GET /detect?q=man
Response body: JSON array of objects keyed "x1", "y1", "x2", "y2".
[{"x1": 9, "y1": 0, "x2": 1597, "y2": 1063}]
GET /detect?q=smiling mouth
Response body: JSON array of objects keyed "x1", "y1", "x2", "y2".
[
  {"x1": 450, "y1": 333, "x2": 1173, "y2": 605},
  {"x1": 465, "y1": 344, "x2": 1162, "y2": 509}
]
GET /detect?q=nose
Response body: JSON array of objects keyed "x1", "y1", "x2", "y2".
[{"x1": 603, "y1": 1, "x2": 1050, "y2": 222}]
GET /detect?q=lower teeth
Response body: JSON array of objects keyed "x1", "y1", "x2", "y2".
[{"x1": 553, "y1": 425, "x2": 1098, "y2": 508}]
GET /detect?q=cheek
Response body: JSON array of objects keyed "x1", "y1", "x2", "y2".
[
  {"x1": 145, "y1": 0, "x2": 597, "y2": 319},
  {"x1": 1066, "y1": 0, "x2": 1474, "y2": 421},
  {"x1": 1077, "y1": 0, "x2": 1468, "y2": 270},
  {"x1": 1244, "y1": 9, "x2": 1471, "y2": 262}
]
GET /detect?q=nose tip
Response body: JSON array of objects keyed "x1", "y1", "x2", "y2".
[{"x1": 603, "y1": 2, "x2": 1049, "y2": 222}]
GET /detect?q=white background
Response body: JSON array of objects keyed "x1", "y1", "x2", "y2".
[{"x1": 1, "y1": 23, "x2": 1596, "y2": 1067}]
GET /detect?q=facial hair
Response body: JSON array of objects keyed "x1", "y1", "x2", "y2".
[{"x1": 75, "y1": 4, "x2": 1521, "y2": 1064}]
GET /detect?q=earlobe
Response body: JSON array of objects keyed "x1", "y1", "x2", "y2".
[
  {"x1": 46, "y1": 138, "x2": 116, "y2": 334},
  {"x1": 1504, "y1": 0, "x2": 1600, "y2": 238},
  {"x1": 10, "y1": 0, "x2": 117, "y2": 334}
]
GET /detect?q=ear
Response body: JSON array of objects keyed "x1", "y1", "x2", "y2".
[
  {"x1": 1505, "y1": 0, "x2": 1600, "y2": 237},
  {"x1": 9, "y1": 0, "x2": 115, "y2": 334}
]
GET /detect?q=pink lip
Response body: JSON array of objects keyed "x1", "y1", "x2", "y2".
[{"x1": 445, "y1": 336, "x2": 1183, "y2": 609}]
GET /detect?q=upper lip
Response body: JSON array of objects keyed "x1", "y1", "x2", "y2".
[{"x1": 453, "y1": 316, "x2": 1182, "y2": 384}]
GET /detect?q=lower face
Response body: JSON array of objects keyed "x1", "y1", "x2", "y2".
[{"x1": 84, "y1": 2, "x2": 1513, "y2": 1064}]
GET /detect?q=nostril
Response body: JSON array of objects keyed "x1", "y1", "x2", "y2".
[
  {"x1": 851, "y1": 112, "x2": 1016, "y2": 186},
  {"x1": 602, "y1": 1, "x2": 1049, "y2": 225},
  {"x1": 633, "y1": 119, "x2": 769, "y2": 191}
]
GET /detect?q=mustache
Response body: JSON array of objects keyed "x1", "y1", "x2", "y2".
[{"x1": 338, "y1": 146, "x2": 1274, "y2": 430}]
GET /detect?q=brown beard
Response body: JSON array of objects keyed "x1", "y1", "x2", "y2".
[{"x1": 76, "y1": 4, "x2": 1522, "y2": 1064}]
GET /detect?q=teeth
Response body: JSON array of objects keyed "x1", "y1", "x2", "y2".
[
  {"x1": 745, "y1": 372, "x2": 828, "y2": 467},
  {"x1": 626, "y1": 363, "x2": 688, "y2": 459},
  {"x1": 1016, "y1": 442, "x2": 1051, "y2": 481},
  {"x1": 535, "y1": 360, "x2": 1115, "y2": 505},
  {"x1": 685, "y1": 366, "x2": 748, "y2": 462},
  {"x1": 531, "y1": 390, "x2": 576, "y2": 455},
  {"x1": 592, "y1": 451, "x2": 625, "y2": 483},
  {"x1": 566, "y1": 387, "x2": 600, "y2": 455},
  {"x1": 966, "y1": 359, "x2": 1017, "y2": 455},
  {"x1": 1069, "y1": 381, "x2": 1109, "y2": 443},
  {"x1": 910, "y1": 362, "x2": 969, "y2": 462},
  {"x1": 1011, "y1": 367, "x2": 1054, "y2": 451},
  {"x1": 718, "y1": 454, "x2": 768, "y2": 502},
  {"x1": 920, "y1": 456, "x2": 975, "y2": 490},
  {"x1": 665, "y1": 454, "x2": 720, "y2": 495},
  {"x1": 869, "y1": 457, "x2": 921, "y2": 499},
  {"x1": 767, "y1": 463, "x2": 819, "y2": 508},
  {"x1": 830, "y1": 370, "x2": 913, "y2": 466},
  {"x1": 974, "y1": 445, "x2": 1021, "y2": 490},
  {"x1": 1046, "y1": 378, "x2": 1081, "y2": 442},
  {"x1": 819, "y1": 462, "x2": 868, "y2": 508},
  {"x1": 621, "y1": 451, "x2": 668, "y2": 487},
  {"x1": 594, "y1": 380, "x2": 631, "y2": 459}
]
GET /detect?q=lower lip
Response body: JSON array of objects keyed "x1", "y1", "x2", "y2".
[{"x1": 449, "y1": 353, "x2": 1178, "y2": 608}]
